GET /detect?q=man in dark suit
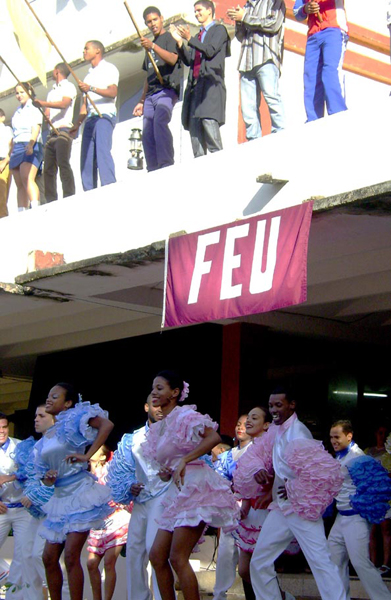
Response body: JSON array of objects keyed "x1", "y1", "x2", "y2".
[{"x1": 171, "y1": 0, "x2": 230, "y2": 158}]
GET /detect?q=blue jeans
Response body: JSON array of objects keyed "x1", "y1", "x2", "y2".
[
  {"x1": 81, "y1": 115, "x2": 116, "y2": 191},
  {"x1": 304, "y1": 28, "x2": 348, "y2": 121},
  {"x1": 240, "y1": 61, "x2": 285, "y2": 140}
]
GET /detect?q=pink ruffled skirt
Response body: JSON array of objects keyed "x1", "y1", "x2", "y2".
[
  {"x1": 233, "y1": 507, "x2": 268, "y2": 553},
  {"x1": 157, "y1": 462, "x2": 240, "y2": 533},
  {"x1": 87, "y1": 506, "x2": 130, "y2": 555}
]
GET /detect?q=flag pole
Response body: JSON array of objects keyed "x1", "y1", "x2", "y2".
[
  {"x1": 123, "y1": 1, "x2": 164, "y2": 85},
  {"x1": 0, "y1": 55, "x2": 59, "y2": 134},
  {"x1": 21, "y1": 0, "x2": 103, "y2": 118}
]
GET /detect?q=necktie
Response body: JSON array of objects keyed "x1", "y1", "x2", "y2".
[{"x1": 193, "y1": 29, "x2": 204, "y2": 80}]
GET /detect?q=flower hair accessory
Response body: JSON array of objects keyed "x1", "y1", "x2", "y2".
[{"x1": 179, "y1": 381, "x2": 189, "y2": 403}]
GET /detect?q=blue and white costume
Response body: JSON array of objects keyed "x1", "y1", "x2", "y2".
[
  {"x1": 33, "y1": 402, "x2": 112, "y2": 544},
  {"x1": 107, "y1": 423, "x2": 172, "y2": 600},
  {"x1": 0, "y1": 436, "x2": 32, "y2": 600},
  {"x1": 213, "y1": 444, "x2": 250, "y2": 600},
  {"x1": 13, "y1": 437, "x2": 70, "y2": 600},
  {"x1": 328, "y1": 441, "x2": 391, "y2": 600}
]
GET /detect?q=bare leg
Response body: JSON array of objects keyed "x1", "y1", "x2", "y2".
[
  {"x1": 239, "y1": 551, "x2": 255, "y2": 600},
  {"x1": 150, "y1": 529, "x2": 175, "y2": 600},
  {"x1": 103, "y1": 545, "x2": 123, "y2": 600},
  {"x1": 20, "y1": 162, "x2": 39, "y2": 206},
  {"x1": 238, "y1": 550, "x2": 252, "y2": 583},
  {"x1": 169, "y1": 523, "x2": 206, "y2": 600},
  {"x1": 42, "y1": 541, "x2": 65, "y2": 600},
  {"x1": 64, "y1": 531, "x2": 89, "y2": 600},
  {"x1": 87, "y1": 552, "x2": 103, "y2": 600},
  {"x1": 11, "y1": 168, "x2": 28, "y2": 209}
]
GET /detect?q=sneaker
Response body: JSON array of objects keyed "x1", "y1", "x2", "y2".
[
  {"x1": 378, "y1": 564, "x2": 391, "y2": 577},
  {"x1": 0, "y1": 570, "x2": 9, "y2": 584}
]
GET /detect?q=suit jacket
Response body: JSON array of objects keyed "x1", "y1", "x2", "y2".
[{"x1": 177, "y1": 23, "x2": 231, "y2": 130}]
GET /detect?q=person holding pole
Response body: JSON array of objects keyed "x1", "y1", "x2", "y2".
[
  {"x1": 33, "y1": 63, "x2": 77, "y2": 203},
  {"x1": 133, "y1": 6, "x2": 182, "y2": 172},
  {"x1": 70, "y1": 41, "x2": 119, "y2": 191}
]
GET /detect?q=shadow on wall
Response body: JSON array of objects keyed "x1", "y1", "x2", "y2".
[{"x1": 243, "y1": 181, "x2": 287, "y2": 216}]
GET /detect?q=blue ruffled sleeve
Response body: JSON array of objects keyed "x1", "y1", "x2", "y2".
[
  {"x1": 347, "y1": 455, "x2": 391, "y2": 523},
  {"x1": 107, "y1": 433, "x2": 137, "y2": 504},
  {"x1": 214, "y1": 449, "x2": 236, "y2": 481},
  {"x1": 55, "y1": 401, "x2": 109, "y2": 448},
  {"x1": 13, "y1": 437, "x2": 36, "y2": 484},
  {"x1": 24, "y1": 458, "x2": 54, "y2": 518}
]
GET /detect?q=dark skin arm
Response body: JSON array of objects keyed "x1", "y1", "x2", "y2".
[{"x1": 140, "y1": 35, "x2": 178, "y2": 66}]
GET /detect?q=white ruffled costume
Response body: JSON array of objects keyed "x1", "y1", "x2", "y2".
[
  {"x1": 34, "y1": 402, "x2": 112, "y2": 544},
  {"x1": 142, "y1": 404, "x2": 240, "y2": 533}
]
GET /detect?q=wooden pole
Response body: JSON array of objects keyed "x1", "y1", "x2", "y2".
[
  {"x1": 22, "y1": 0, "x2": 103, "y2": 118},
  {"x1": 124, "y1": 1, "x2": 164, "y2": 85},
  {"x1": 0, "y1": 55, "x2": 59, "y2": 134}
]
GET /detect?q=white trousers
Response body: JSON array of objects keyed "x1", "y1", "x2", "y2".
[
  {"x1": 328, "y1": 513, "x2": 391, "y2": 600},
  {"x1": 21, "y1": 517, "x2": 70, "y2": 600},
  {"x1": 126, "y1": 494, "x2": 171, "y2": 600},
  {"x1": 213, "y1": 530, "x2": 238, "y2": 600},
  {"x1": 0, "y1": 507, "x2": 32, "y2": 600},
  {"x1": 250, "y1": 509, "x2": 345, "y2": 600}
]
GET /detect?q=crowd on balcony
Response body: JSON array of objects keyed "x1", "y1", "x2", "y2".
[
  {"x1": 0, "y1": 374, "x2": 391, "y2": 600},
  {"x1": 0, "y1": 0, "x2": 389, "y2": 219}
]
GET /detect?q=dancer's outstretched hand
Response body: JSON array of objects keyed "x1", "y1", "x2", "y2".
[
  {"x1": 130, "y1": 482, "x2": 145, "y2": 497},
  {"x1": 43, "y1": 470, "x2": 58, "y2": 486},
  {"x1": 254, "y1": 468, "x2": 273, "y2": 485},
  {"x1": 157, "y1": 466, "x2": 173, "y2": 482}
]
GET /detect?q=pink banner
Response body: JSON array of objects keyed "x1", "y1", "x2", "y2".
[{"x1": 163, "y1": 202, "x2": 313, "y2": 328}]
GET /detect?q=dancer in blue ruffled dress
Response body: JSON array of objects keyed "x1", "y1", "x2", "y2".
[{"x1": 34, "y1": 383, "x2": 113, "y2": 600}]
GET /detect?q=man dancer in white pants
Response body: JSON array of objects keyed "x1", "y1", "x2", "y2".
[
  {"x1": 108, "y1": 396, "x2": 175, "y2": 600},
  {"x1": 248, "y1": 388, "x2": 346, "y2": 600},
  {"x1": 328, "y1": 420, "x2": 391, "y2": 600},
  {"x1": 0, "y1": 413, "x2": 32, "y2": 600}
]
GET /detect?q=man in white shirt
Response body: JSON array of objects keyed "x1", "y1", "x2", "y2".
[
  {"x1": 249, "y1": 388, "x2": 345, "y2": 600},
  {"x1": 107, "y1": 396, "x2": 175, "y2": 600},
  {"x1": 33, "y1": 63, "x2": 77, "y2": 202},
  {"x1": 0, "y1": 413, "x2": 32, "y2": 599},
  {"x1": 70, "y1": 40, "x2": 119, "y2": 191},
  {"x1": 328, "y1": 420, "x2": 391, "y2": 600},
  {"x1": 0, "y1": 110, "x2": 13, "y2": 218}
]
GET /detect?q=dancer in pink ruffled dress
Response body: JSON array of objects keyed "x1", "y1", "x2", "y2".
[
  {"x1": 143, "y1": 370, "x2": 240, "y2": 600},
  {"x1": 87, "y1": 445, "x2": 131, "y2": 600},
  {"x1": 234, "y1": 406, "x2": 271, "y2": 599}
]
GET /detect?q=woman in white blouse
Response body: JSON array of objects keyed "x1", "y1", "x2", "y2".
[{"x1": 9, "y1": 82, "x2": 43, "y2": 210}]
